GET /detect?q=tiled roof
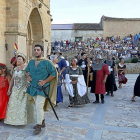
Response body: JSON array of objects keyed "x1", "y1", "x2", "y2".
[
  {"x1": 51, "y1": 23, "x2": 103, "y2": 30},
  {"x1": 73, "y1": 23, "x2": 103, "y2": 30},
  {"x1": 103, "y1": 16, "x2": 140, "y2": 21}
]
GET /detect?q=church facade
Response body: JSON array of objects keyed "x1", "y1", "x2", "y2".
[{"x1": 1, "y1": 0, "x2": 51, "y2": 67}]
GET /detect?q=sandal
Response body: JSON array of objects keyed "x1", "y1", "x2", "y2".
[{"x1": 131, "y1": 98, "x2": 135, "y2": 102}]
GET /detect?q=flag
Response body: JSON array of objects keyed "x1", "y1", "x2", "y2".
[{"x1": 14, "y1": 43, "x2": 18, "y2": 50}]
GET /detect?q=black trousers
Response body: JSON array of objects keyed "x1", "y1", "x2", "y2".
[
  {"x1": 95, "y1": 94, "x2": 104, "y2": 101},
  {"x1": 111, "y1": 86, "x2": 114, "y2": 94}
]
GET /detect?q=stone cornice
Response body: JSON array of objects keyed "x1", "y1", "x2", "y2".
[{"x1": 5, "y1": 32, "x2": 27, "y2": 36}]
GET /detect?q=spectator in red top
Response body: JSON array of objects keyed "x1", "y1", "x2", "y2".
[
  {"x1": 66, "y1": 40, "x2": 69, "y2": 46},
  {"x1": 96, "y1": 37, "x2": 99, "y2": 41}
]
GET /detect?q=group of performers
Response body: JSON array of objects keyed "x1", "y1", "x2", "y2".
[{"x1": 0, "y1": 44, "x2": 140, "y2": 135}]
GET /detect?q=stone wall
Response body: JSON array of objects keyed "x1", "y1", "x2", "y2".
[
  {"x1": 0, "y1": 0, "x2": 51, "y2": 67},
  {"x1": 126, "y1": 63, "x2": 140, "y2": 74},
  {"x1": 103, "y1": 20, "x2": 140, "y2": 39},
  {"x1": 51, "y1": 30, "x2": 103, "y2": 42},
  {"x1": 116, "y1": 63, "x2": 140, "y2": 74}
]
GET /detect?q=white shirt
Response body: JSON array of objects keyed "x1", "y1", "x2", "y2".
[{"x1": 66, "y1": 60, "x2": 69, "y2": 66}]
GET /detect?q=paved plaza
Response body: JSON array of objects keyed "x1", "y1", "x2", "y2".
[{"x1": 0, "y1": 74, "x2": 140, "y2": 140}]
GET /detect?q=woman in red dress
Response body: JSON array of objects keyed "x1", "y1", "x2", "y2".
[{"x1": 0, "y1": 63, "x2": 11, "y2": 119}]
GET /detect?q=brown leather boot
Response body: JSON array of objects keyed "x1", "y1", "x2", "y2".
[
  {"x1": 33, "y1": 119, "x2": 45, "y2": 129},
  {"x1": 33, "y1": 125, "x2": 42, "y2": 135}
]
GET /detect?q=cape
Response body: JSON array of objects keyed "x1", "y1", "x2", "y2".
[{"x1": 28, "y1": 57, "x2": 58, "y2": 111}]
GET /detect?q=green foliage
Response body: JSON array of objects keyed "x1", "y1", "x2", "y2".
[
  {"x1": 124, "y1": 60, "x2": 131, "y2": 63},
  {"x1": 131, "y1": 58, "x2": 138, "y2": 63},
  {"x1": 115, "y1": 58, "x2": 138, "y2": 64},
  {"x1": 115, "y1": 60, "x2": 120, "y2": 64}
]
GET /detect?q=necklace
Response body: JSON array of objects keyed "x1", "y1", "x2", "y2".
[{"x1": 17, "y1": 65, "x2": 25, "y2": 72}]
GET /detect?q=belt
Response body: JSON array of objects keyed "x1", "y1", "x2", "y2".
[{"x1": 32, "y1": 85, "x2": 49, "y2": 91}]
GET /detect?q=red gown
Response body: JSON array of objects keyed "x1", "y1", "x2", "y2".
[
  {"x1": 0, "y1": 76, "x2": 9, "y2": 119},
  {"x1": 91, "y1": 64, "x2": 109, "y2": 94},
  {"x1": 95, "y1": 64, "x2": 109, "y2": 94}
]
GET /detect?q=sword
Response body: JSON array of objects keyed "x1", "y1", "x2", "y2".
[{"x1": 42, "y1": 86, "x2": 59, "y2": 121}]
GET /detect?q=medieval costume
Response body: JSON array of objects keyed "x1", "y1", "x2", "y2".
[
  {"x1": 65, "y1": 66, "x2": 90, "y2": 106},
  {"x1": 4, "y1": 65, "x2": 35, "y2": 125},
  {"x1": 10, "y1": 56, "x2": 17, "y2": 69},
  {"x1": 50, "y1": 55, "x2": 63, "y2": 104},
  {"x1": 118, "y1": 63, "x2": 127, "y2": 85},
  {"x1": 134, "y1": 74, "x2": 140, "y2": 97},
  {"x1": 90, "y1": 55, "x2": 109, "y2": 103},
  {"x1": 0, "y1": 76, "x2": 9, "y2": 119},
  {"x1": 57, "y1": 53, "x2": 67, "y2": 79},
  {"x1": 104, "y1": 58, "x2": 117, "y2": 96},
  {"x1": 78, "y1": 58, "x2": 88, "y2": 84},
  {"x1": 131, "y1": 74, "x2": 140, "y2": 101},
  {"x1": 26, "y1": 57, "x2": 57, "y2": 134},
  {"x1": 0, "y1": 73, "x2": 9, "y2": 119},
  {"x1": 10, "y1": 50, "x2": 18, "y2": 71},
  {"x1": 55, "y1": 64, "x2": 63, "y2": 103}
]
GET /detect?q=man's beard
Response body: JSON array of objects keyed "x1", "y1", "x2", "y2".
[{"x1": 35, "y1": 54, "x2": 42, "y2": 58}]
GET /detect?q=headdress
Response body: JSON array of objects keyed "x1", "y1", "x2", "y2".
[
  {"x1": 17, "y1": 53, "x2": 26, "y2": 62},
  {"x1": 0, "y1": 63, "x2": 5, "y2": 67}
]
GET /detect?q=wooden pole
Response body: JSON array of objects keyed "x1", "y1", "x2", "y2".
[
  {"x1": 86, "y1": 43, "x2": 90, "y2": 94},
  {"x1": 62, "y1": 74, "x2": 66, "y2": 91}
]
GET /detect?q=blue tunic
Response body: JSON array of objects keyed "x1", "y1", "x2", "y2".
[
  {"x1": 26, "y1": 60, "x2": 56, "y2": 97},
  {"x1": 57, "y1": 59, "x2": 67, "y2": 79}
]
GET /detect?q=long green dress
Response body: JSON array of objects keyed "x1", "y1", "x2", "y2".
[{"x1": 4, "y1": 67, "x2": 35, "y2": 125}]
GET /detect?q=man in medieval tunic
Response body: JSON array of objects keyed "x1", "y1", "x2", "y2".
[
  {"x1": 104, "y1": 54, "x2": 117, "y2": 97},
  {"x1": 56, "y1": 52, "x2": 67, "y2": 79},
  {"x1": 26, "y1": 45, "x2": 57, "y2": 135},
  {"x1": 78, "y1": 52, "x2": 88, "y2": 84},
  {"x1": 90, "y1": 54, "x2": 109, "y2": 103}
]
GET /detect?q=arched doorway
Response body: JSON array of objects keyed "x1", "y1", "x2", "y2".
[{"x1": 27, "y1": 8, "x2": 43, "y2": 62}]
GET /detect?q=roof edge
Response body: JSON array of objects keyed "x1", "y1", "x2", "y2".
[{"x1": 102, "y1": 15, "x2": 140, "y2": 21}]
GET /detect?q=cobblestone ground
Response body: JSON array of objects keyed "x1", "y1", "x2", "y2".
[{"x1": 0, "y1": 74, "x2": 140, "y2": 140}]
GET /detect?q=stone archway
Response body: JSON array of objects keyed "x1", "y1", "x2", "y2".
[{"x1": 26, "y1": 8, "x2": 43, "y2": 62}]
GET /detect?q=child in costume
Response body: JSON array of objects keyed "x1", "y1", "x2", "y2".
[{"x1": 0, "y1": 63, "x2": 11, "y2": 119}]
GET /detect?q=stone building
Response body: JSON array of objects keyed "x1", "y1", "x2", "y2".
[
  {"x1": 1, "y1": 0, "x2": 51, "y2": 66},
  {"x1": 51, "y1": 15, "x2": 140, "y2": 42},
  {"x1": 101, "y1": 16, "x2": 140, "y2": 38},
  {"x1": 51, "y1": 23, "x2": 103, "y2": 42}
]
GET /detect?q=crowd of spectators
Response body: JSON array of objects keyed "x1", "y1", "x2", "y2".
[{"x1": 51, "y1": 34, "x2": 140, "y2": 62}]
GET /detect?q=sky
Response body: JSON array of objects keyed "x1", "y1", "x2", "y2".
[{"x1": 50, "y1": 0, "x2": 140, "y2": 24}]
